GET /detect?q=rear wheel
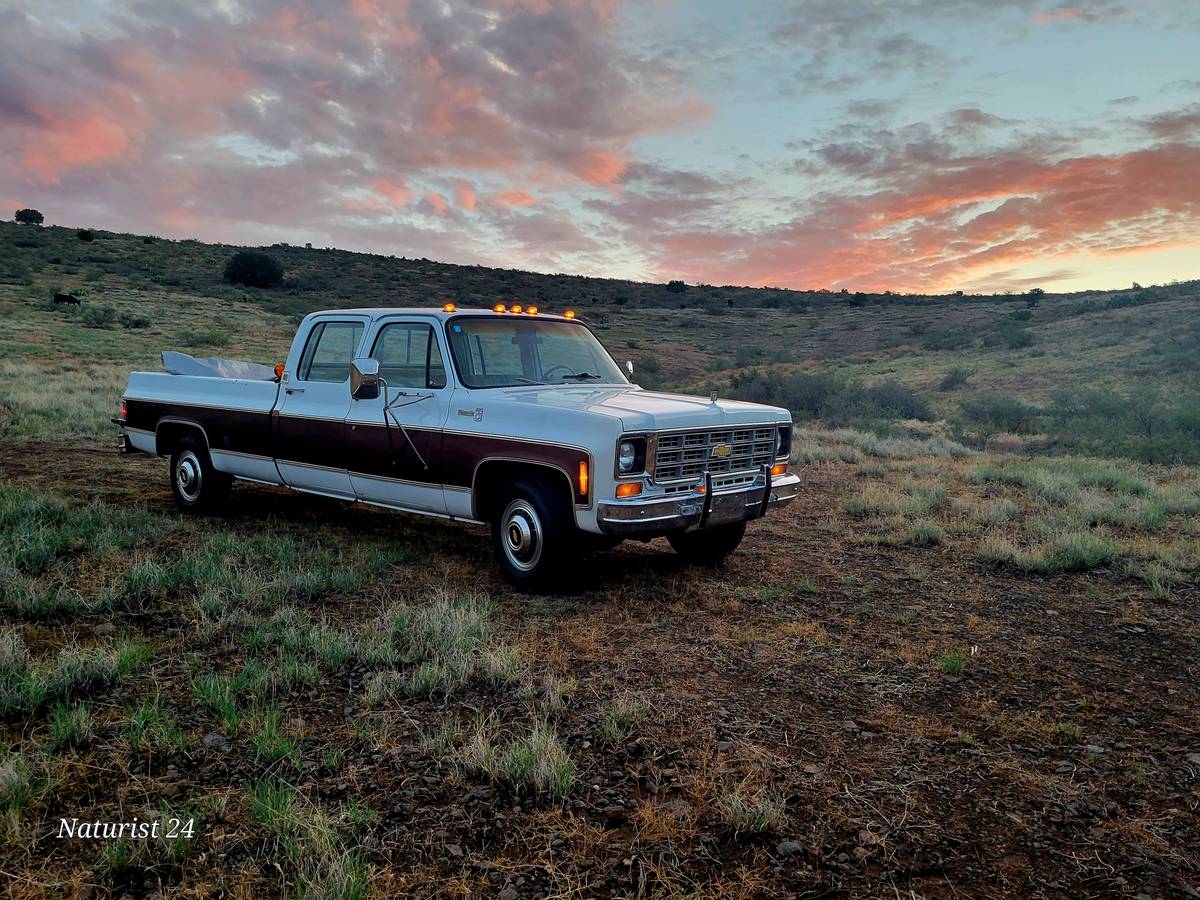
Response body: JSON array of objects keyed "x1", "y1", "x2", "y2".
[
  {"x1": 492, "y1": 475, "x2": 577, "y2": 590},
  {"x1": 169, "y1": 437, "x2": 230, "y2": 514},
  {"x1": 667, "y1": 521, "x2": 746, "y2": 564}
]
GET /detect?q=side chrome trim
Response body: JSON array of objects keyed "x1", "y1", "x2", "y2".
[
  {"x1": 357, "y1": 497, "x2": 485, "y2": 525},
  {"x1": 276, "y1": 458, "x2": 348, "y2": 474}
]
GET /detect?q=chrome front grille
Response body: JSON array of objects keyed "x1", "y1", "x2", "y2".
[{"x1": 653, "y1": 426, "x2": 777, "y2": 482}]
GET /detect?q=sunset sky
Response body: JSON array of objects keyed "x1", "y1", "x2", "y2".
[{"x1": 2, "y1": 0, "x2": 1198, "y2": 293}]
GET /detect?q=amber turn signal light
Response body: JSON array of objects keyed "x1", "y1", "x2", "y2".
[
  {"x1": 771, "y1": 463, "x2": 787, "y2": 477},
  {"x1": 615, "y1": 483, "x2": 642, "y2": 499},
  {"x1": 693, "y1": 483, "x2": 707, "y2": 495},
  {"x1": 578, "y1": 460, "x2": 589, "y2": 497},
  {"x1": 442, "y1": 303, "x2": 456, "y2": 313}
]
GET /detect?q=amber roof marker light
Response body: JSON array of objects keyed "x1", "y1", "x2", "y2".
[
  {"x1": 526, "y1": 305, "x2": 538, "y2": 315},
  {"x1": 510, "y1": 304, "x2": 524, "y2": 314},
  {"x1": 563, "y1": 309, "x2": 576, "y2": 319},
  {"x1": 442, "y1": 303, "x2": 457, "y2": 313},
  {"x1": 492, "y1": 303, "x2": 506, "y2": 313}
]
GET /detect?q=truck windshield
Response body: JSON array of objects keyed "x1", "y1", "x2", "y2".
[{"x1": 446, "y1": 317, "x2": 629, "y2": 389}]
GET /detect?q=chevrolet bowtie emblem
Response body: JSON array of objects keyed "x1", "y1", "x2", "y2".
[{"x1": 711, "y1": 443, "x2": 732, "y2": 459}]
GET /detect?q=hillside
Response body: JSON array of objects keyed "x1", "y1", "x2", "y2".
[
  {"x1": 2, "y1": 221, "x2": 1199, "y2": 895},
  {"x1": 2, "y1": 221, "x2": 1198, "y2": 461}
]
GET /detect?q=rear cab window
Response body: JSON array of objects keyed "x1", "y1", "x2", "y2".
[{"x1": 297, "y1": 321, "x2": 364, "y2": 383}]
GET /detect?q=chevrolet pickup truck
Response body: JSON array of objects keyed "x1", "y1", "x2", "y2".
[{"x1": 117, "y1": 305, "x2": 799, "y2": 587}]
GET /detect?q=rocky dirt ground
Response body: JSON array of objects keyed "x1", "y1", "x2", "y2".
[{"x1": 1, "y1": 444, "x2": 1198, "y2": 898}]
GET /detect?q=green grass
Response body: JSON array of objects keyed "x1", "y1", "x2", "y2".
[
  {"x1": 938, "y1": 650, "x2": 969, "y2": 675},
  {"x1": 714, "y1": 785, "x2": 786, "y2": 836},
  {"x1": 126, "y1": 693, "x2": 188, "y2": 754},
  {"x1": 48, "y1": 700, "x2": 94, "y2": 750},
  {"x1": 456, "y1": 717, "x2": 576, "y2": 800},
  {"x1": 599, "y1": 694, "x2": 651, "y2": 745}
]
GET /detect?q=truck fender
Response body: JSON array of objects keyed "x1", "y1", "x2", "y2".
[{"x1": 154, "y1": 417, "x2": 211, "y2": 459}]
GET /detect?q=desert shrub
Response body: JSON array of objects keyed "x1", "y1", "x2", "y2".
[
  {"x1": 223, "y1": 251, "x2": 284, "y2": 289},
  {"x1": 80, "y1": 305, "x2": 116, "y2": 329},
  {"x1": 960, "y1": 394, "x2": 1040, "y2": 435},
  {"x1": 118, "y1": 313, "x2": 151, "y2": 329},
  {"x1": 177, "y1": 327, "x2": 231, "y2": 348},
  {"x1": 636, "y1": 354, "x2": 661, "y2": 375},
  {"x1": 864, "y1": 381, "x2": 933, "y2": 421},
  {"x1": 665, "y1": 279, "x2": 687, "y2": 293},
  {"x1": 939, "y1": 367, "x2": 972, "y2": 391},
  {"x1": 76, "y1": 229, "x2": 94, "y2": 242}
]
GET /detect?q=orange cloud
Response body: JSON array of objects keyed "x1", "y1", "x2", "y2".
[
  {"x1": 653, "y1": 142, "x2": 1200, "y2": 293},
  {"x1": 451, "y1": 179, "x2": 477, "y2": 212},
  {"x1": 424, "y1": 191, "x2": 449, "y2": 216},
  {"x1": 491, "y1": 190, "x2": 540, "y2": 209},
  {"x1": 21, "y1": 113, "x2": 135, "y2": 183},
  {"x1": 568, "y1": 151, "x2": 627, "y2": 186},
  {"x1": 372, "y1": 178, "x2": 414, "y2": 205}
]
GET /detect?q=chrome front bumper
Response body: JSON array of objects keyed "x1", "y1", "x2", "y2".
[{"x1": 596, "y1": 471, "x2": 801, "y2": 538}]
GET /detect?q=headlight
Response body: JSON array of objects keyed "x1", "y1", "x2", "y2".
[
  {"x1": 616, "y1": 437, "x2": 646, "y2": 476},
  {"x1": 618, "y1": 441, "x2": 637, "y2": 473},
  {"x1": 776, "y1": 425, "x2": 792, "y2": 457}
]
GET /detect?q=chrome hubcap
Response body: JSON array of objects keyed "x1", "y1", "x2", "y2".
[
  {"x1": 501, "y1": 500, "x2": 542, "y2": 573},
  {"x1": 176, "y1": 451, "x2": 203, "y2": 503}
]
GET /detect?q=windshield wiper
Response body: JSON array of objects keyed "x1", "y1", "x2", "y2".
[{"x1": 557, "y1": 372, "x2": 602, "y2": 381}]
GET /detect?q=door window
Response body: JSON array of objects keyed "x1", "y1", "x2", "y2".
[
  {"x1": 298, "y1": 321, "x2": 364, "y2": 383},
  {"x1": 372, "y1": 322, "x2": 446, "y2": 389}
]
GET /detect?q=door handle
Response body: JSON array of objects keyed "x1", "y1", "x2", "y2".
[{"x1": 285, "y1": 387, "x2": 306, "y2": 395}]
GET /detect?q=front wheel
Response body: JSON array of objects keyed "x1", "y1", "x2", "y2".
[
  {"x1": 492, "y1": 475, "x2": 577, "y2": 590},
  {"x1": 169, "y1": 437, "x2": 230, "y2": 514},
  {"x1": 667, "y1": 521, "x2": 746, "y2": 564}
]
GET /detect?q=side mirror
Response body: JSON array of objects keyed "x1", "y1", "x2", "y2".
[
  {"x1": 625, "y1": 360, "x2": 634, "y2": 377},
  {"x1": 350, "y1": 357, "x2": 380, "y2": 400}
]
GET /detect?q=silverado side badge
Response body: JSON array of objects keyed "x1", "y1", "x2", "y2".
[{"x1": 458, "y1": 407, "x2": 484, "y2": 421}]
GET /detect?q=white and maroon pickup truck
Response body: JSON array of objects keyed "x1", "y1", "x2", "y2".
[{"x1": 117, "y1": 306, "x2": 799, "y2": 587}]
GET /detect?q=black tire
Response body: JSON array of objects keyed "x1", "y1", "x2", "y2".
[
  {"x1": 491, "y1": 474, "x2": 577, "y2": 590},
  {"x1": 169, "y1": 436, "x2": 230, "y2": 514},
  {"x1": 667, "y1": 521, "x2": 746, "y2": 564}
]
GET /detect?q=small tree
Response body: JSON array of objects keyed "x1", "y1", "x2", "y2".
[
  {"x1": 76, "y1": 229, "x2": 94, "y2": 242},
  {"x1": 665, "y1": 279, "x2": 687, "y2": 293},
  {"x1": 1025, "y1": 287, "x2": 1044, "y2": 308},
  {"x1": 223, "y1": 250, "x2": 284, "y2": 288},
  {"x1": 14, "y1": 208, "x2": 43, "y2": 225}
]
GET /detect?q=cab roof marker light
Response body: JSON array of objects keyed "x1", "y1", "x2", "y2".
[
  {"x1": 493, "y1": 303, "x2": 506, "y2": 313},
  {"x1": 442, "y1": 303, "x2": 457, "y2": 313},
  {"x1": 526, "y1": 306, "x2": 538, "y2": 315},
  {"x1": 563, "y1": 309, "x2": 576, "y2": 319},
  {"x1": 510, "y1": 304, "x2": 523, "y2": 314}
]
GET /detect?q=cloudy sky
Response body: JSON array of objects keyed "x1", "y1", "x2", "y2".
[{"x1": 2, "y1": 0, "x2": 1198, "y2": 292}]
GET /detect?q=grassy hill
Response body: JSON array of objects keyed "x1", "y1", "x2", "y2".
[
  {"x1": 2, "y1": 221, "x2": 1199, "y2": 894},
  {"x1": 2, "y1": 220, "x2": 1198, "y2": 460}
]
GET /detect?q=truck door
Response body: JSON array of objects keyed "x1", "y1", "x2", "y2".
[
  {"x1": 346, "y1": 318, "x2": 451, "y2": 513},
  {"x1": 274, "y1": 317, "x2": 368, "y2": 498}
]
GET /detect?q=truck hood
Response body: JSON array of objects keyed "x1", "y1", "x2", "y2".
[{"x1": 494, "y1": 385, "x2": 789, "y2": 432}]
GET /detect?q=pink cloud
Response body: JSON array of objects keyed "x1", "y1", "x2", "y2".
[
  {"x1": 372, "y1": 178, "x2": 414, "y2": 205},
  {"x1": 424, "y1": 191, "x2": 449, "y2": 216},
  {"x1": 567, "y1": 151, "x2": 627, "y2": 186},
  {"x1": 451, "y1": 178, "x2": 477, "y2": 212},
  {"x1": 490, "y1": 190, "x2": 540, "y2": 209}
]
